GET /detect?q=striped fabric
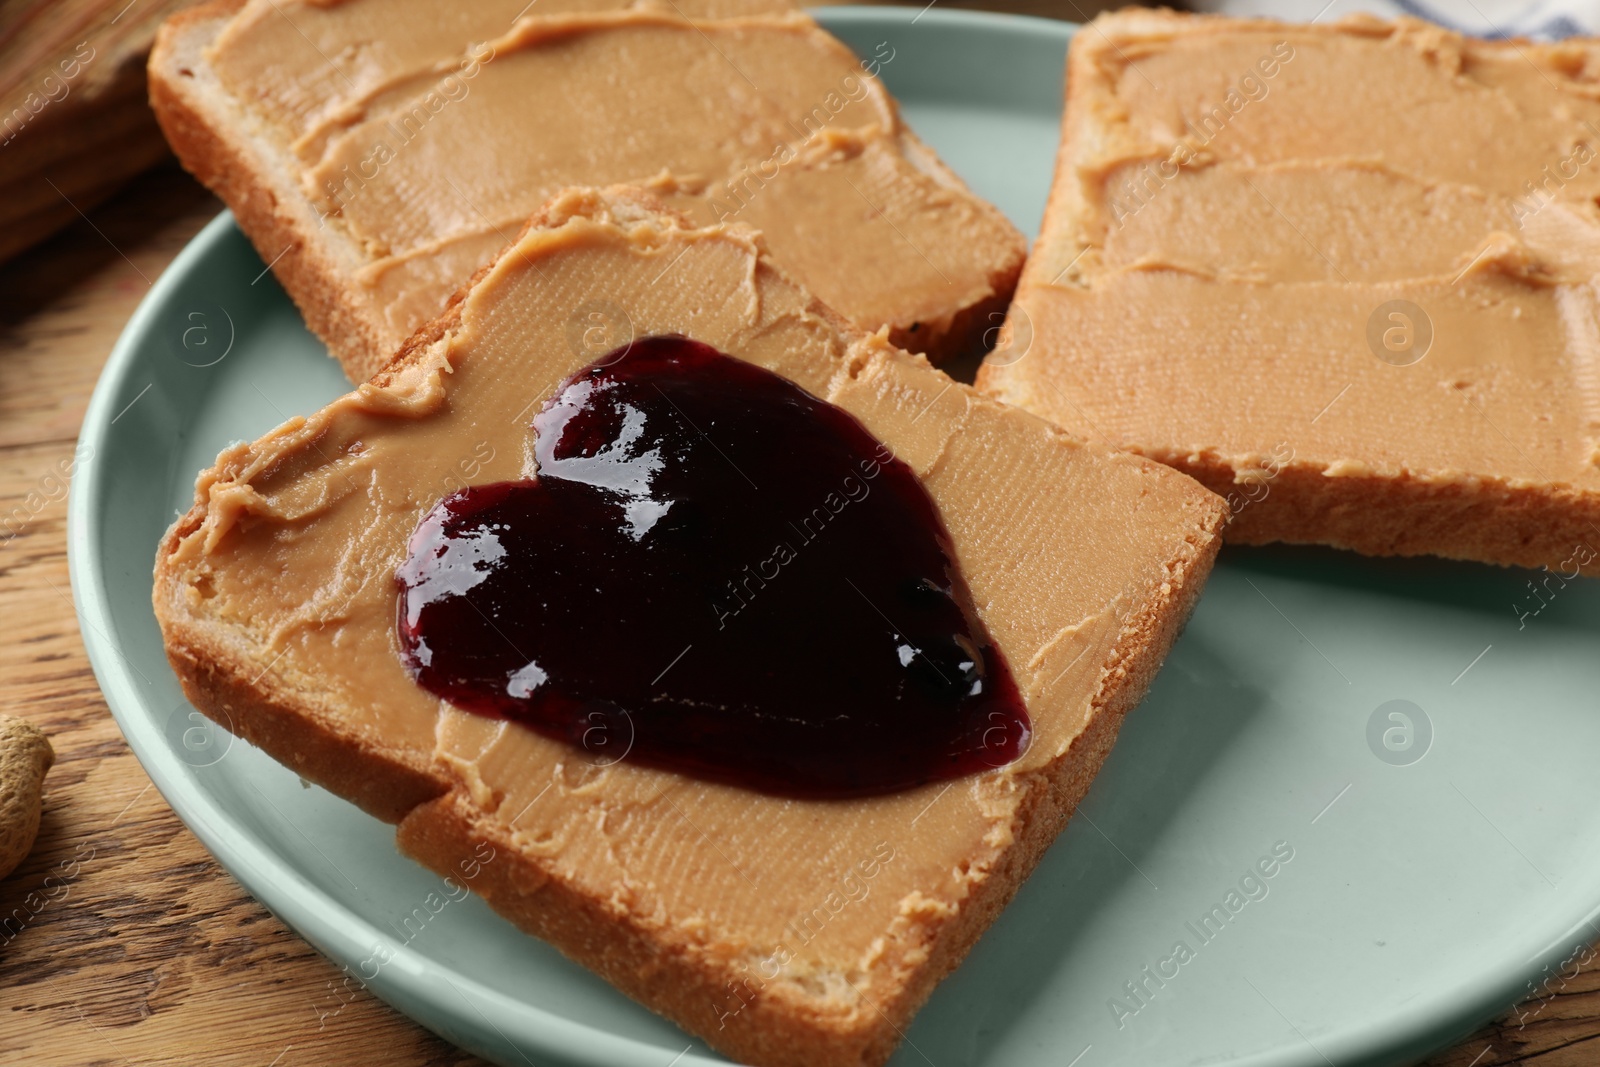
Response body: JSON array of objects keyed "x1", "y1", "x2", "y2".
[{"x1": 1190, "y1": 0, "x2": 1598, "y2": 38}]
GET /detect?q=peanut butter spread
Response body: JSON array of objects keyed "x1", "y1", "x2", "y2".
[
  {"x1": 204, "y1": 0, "x2": 1022, "y2": 361},
  {"x1": 981, "y1": 13, "x2": 1600, "y2": 507},
  {"x1": 158, "y1": 190, "x2": 1222, "y2": 1003}
]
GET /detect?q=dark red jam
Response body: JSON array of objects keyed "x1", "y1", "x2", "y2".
[{"x1": 395, "y1": 335, "x2": 1029, "y2": 798}]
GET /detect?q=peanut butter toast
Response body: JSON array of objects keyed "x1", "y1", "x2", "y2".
[
  {"x1": 153, "y1": 187, "x2": 1224, "y2": 1067},
  {"x1": 979, "y1": 9, "x2": 1600, "y2": 574},
  {"x1": 148, "y1": 0, "x2": 1025, "y2": 382}
]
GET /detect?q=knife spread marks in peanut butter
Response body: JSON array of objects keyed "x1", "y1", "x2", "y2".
[
  {"x1": 982, "y1": 13, "x2": 1600, "y2": 567},
  {"x1": 204, "y1": 0, "x2": 1023, "y2": 365}
]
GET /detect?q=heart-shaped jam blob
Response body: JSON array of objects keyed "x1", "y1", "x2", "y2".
[{"x1": 396, "y1": 336, "x2": 1029, "y2": 798}]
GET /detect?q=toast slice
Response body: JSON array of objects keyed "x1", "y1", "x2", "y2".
[
  {"x1": 979, "y1": 9, "x2": 1600, "y2": 575},
  {"x1": 153, "y1": 186, "x2": 1225, "y2": 1067},
  {"x1": 148, "y1": 0, "x2": 1026, "y2": 382}
]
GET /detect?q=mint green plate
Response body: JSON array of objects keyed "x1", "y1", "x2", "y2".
[{"x1": 68, "y1": 9, "x2": 1600, "y2": 1066}]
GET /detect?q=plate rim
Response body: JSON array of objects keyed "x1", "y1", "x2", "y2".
[{"x1": 64, "y1": 7, "x2": 1600, "y2": 1066}]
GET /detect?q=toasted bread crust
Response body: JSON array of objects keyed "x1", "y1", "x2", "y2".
[
  {"x1": 1157, "y1": 451, "x2": 1600, "y2": 574},
  {"x1": 161, "y1": 625, "x2": 447, "y2": 823},
  {"x1": 396, "y1": 794, "x2": 903, "y2": 1067}
]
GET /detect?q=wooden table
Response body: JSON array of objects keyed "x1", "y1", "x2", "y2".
[{"x1": 2, "y1": 6, "x2": 1599, "y2": 1067}]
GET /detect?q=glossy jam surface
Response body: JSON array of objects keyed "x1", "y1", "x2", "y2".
[{"x1": 396, "y1": 336, "x2": 1029, "y2": 798}]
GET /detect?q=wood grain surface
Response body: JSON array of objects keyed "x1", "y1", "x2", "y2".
[
  {"x1": 0, "y1": 0, "x2": 199, "y2": 263},
  {"x1": 0, "y1": 164, "x2": 481, "y2": 1067},
  {"x1": 2, "y1": 8, "x2": 1599, "y2": 1067}
]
